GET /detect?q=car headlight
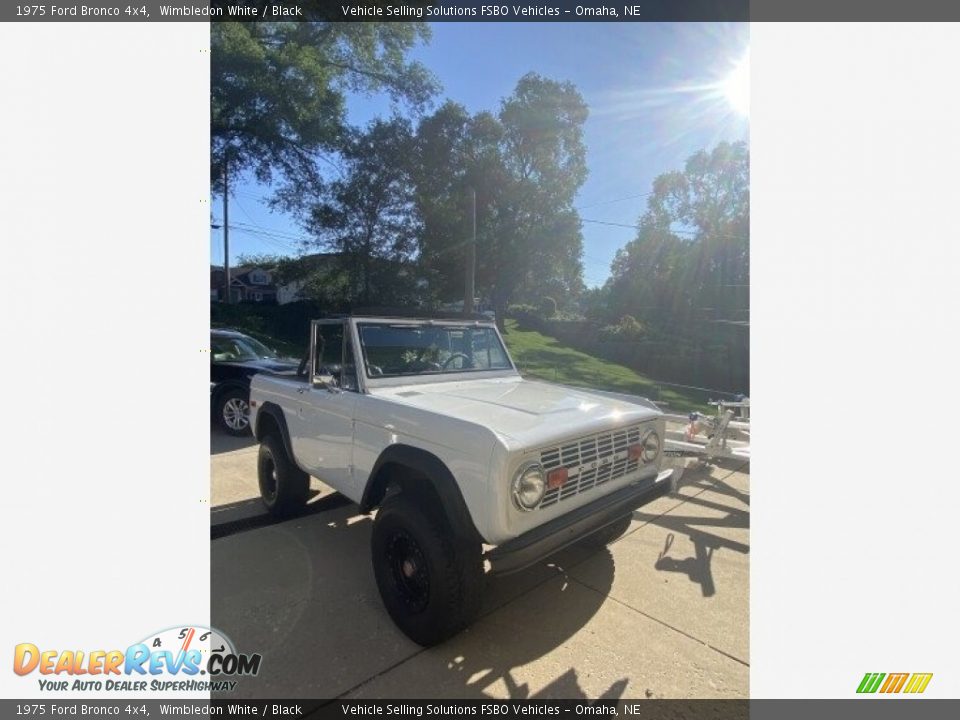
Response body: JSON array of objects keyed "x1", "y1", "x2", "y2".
[
  {"x1": 640, "y1": 429, "x2": 661, "y2": 463},
  {"x1": 512, "y1": 462, "x2": 546, "y2": 511}
]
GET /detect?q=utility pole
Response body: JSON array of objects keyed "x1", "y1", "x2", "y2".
[
  {"x1": 464, "y1": 187, "x2": 476, "y2": 316},
  {"x1": 222, "y1": 155, "x2": 231, "y2": 304}
]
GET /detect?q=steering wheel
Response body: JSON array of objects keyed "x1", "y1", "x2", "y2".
[
  {"x1": 402, "y1": 359, "x2": 441, "y2": 373},
  {"x1": 442, "y1": 353, "x2": 472, "y2": 370},
  {"x1": 367, "y1": 364, "x2": 384, "y2": 376}
]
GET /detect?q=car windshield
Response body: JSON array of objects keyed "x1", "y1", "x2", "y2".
[
  {"x1": 357, "y1": 323, "x2": 513, "y2": 378},
  {"x1": 211, "y1": 334, "x2": 278, "y2": 362}
]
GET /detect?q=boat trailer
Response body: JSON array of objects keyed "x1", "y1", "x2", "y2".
[{"x1": 662, "y1": 397, "x2": 750, "y2": 462}]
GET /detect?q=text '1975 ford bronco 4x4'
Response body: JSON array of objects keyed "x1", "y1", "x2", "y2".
[{"x1": 249, "y1": 316, "x2": 675, "y2": 646}]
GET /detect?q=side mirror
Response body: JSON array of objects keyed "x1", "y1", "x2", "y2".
[{"x1": 313, "y1": 373, "x2": 340, "y2": 391}]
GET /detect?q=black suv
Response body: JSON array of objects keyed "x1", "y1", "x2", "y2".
[{"x1": 210, "y1": 329, "x2": 298, "y2": 435}]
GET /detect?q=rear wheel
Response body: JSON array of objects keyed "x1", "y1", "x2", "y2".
[
  {"x1": 258, "y1": 434, "x2": 309, "y2": 518},
  {"x1": 371, "y1": 494, "x2": 483, "y2": 646},
  {"x1": 217, "y1": 387, "x2": 251, "y2": 436}
]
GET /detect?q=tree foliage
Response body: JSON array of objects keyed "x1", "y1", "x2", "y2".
[
  {"x1": 412, "y1": 74, "x2": 589, "y2": 325},
  {"x1": 301, "y1": 117, "x2": 421, "y2": 306},
  {"x1": 602, "y1": 141, "x2": 749, "y2": 333},
  {"x1": 211, "y1": 21, "x2": 436, "y2": 193},
  {"x1": 234, "y1": 252, "x2": 285, "y2": 268}
]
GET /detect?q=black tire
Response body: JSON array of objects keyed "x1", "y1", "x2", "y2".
[
  {"x1": 258, "y1": 434, "x2": 310, "y2": 518},
  {"x1": 584, "y1": 514, "x2": 633, "y2": 548},
  {"x1": 371, "y1": 494, "x2": 484, "y2": 646},
  {"x1": 216, "y1": 387, "x2": 251, "y2": 436}
]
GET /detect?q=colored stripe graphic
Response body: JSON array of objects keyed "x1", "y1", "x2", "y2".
[
  {"x1": 858, "y1": 672, "x2": 933, "y2": 694},
  {"x1": 880, "y1": 673, "x2": 909, "y2": 693},
  {"x1": 856, "y1": 673, "x2": 885, "y2": 693},
  {"x1": 903, "y1": 673, "x2": 933, "y2": 694}
]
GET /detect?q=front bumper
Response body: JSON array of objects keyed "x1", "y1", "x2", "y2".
[{"x1": 485, "y1": 468, "x2": 676, "y2": 575}]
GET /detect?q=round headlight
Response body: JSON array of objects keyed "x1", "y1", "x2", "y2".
[
  {"x1": 640, "y1": 429, "x2": 661, "y2": 463},
  {"x1": 512, "y1": 462, "x2": 546, "y2": 511}
]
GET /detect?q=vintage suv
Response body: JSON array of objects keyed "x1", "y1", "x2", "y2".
[{"x1": 248, "y1": 316, "x2": 674, "y2": 646}]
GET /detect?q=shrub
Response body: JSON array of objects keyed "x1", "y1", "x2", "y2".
[
  {"x1": 508, "y1": 303, "x2": 538, "y2": 317},
  {"x1": 539, "y1": 296, "x2": 558, "y2": 318},
  {"x1": 599, "y1": 314, "x2": 646, "y2": 341}
]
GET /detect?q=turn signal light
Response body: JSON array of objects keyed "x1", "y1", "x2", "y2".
[
  {"x1": 546, "y1": 467, "x2": 569, "y2": 489},
  {"x1": 628, "y1": 443, "x2": 642, "y2": 461}
]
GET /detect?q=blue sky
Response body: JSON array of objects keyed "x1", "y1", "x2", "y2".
[{"x1": 212, "y1": 22, "x2": 749, "y2": 288}]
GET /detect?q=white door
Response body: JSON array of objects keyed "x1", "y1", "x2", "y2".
[{"x1": 288, "y1": 320, "x2": 359, "y2": 494}]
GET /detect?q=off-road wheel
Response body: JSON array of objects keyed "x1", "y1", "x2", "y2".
[
  {"x1": 257, "y1": 434, "x2": 310, "y2": 518},
  {"x1": 371, "y1": 494, "x2": 484, "y2": 646}
]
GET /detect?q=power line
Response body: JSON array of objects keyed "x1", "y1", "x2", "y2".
[
  {"x1": 215, "y1": 223, "x2": 307, "y2": 254},
  {"x1": 227, "y1": 222, "x2": 310, "y2": 247},
  {"x1": 233, "y1": 198, "x2": 271, "y2": 233},
  {"x1": 576, "y1": 190, "x2": 654, "y2": 211},
  {"x1": 581, "y1": 217, "x2": 689, "y2": 232},
  {"x1": 231, "y1": 199, "x2": 306, "y2": 254},
  {"x1": 227, "y1": 200, "x2": 314, "y2": 250},
  {"x1": 580, "y1": 218, "x2": 746, "y2": 241}
]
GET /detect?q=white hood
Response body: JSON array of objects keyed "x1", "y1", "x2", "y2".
[{"x1": 370, "y1": 376, "x2": 661, "y2": 448}]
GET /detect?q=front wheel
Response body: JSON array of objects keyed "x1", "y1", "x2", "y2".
[
  {"x1": 371, "y1": 495, "x2": 483, "y2": 646},
  {"x1": 257, "y1": 434, "x2": 309, "y2": 518}
]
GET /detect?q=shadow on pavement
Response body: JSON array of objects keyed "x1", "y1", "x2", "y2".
[
  {"x1": 639, "y1": 463, "x2": 749, "y2": 598},
  {"x1": 210, "y1": 491, "x2": 350, "y2": 540},
  {"x1": 211, "y1": 425, "x2": 257, "y2": 455},
  {"x1": 212, "y1": 500, "x2": 618, "y2": 699},
  {"x1": 421, "y1": 549, "x2": 622, "y2": 700}
]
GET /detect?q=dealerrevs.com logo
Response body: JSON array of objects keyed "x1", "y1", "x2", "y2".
[
  {"x1": 857, "y1": 672, "x2": 933, "y2": 694},
  {"x1": 13, "y1": 626, "x2": 261, "y2": 693}
]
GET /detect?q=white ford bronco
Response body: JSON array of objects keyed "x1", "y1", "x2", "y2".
[{"x1": 248, "y1": 316, "x2": 674, "y2": 646}]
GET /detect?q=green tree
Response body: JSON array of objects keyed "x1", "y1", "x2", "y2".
[
  {"x1": 414, "y1": 74, "x2": 589, "y2": 327},
  {"x1": 413, "y1": 101, "x2": 505, "y2": 305},
  {"x1": 211, "y1": 21, "x2": 436, "y2": 193},
  {"x1": 234, "y1": 252, "x2": 285, "y2": 268},
  {"x1": 301, "y1": 117, "x2": 421, "y2": 306},
  {"x1": 485, "y1": 73, "x2": 588, "y2": 325},
  {"x1": 604, "y1": 141, "x2": 749, "y2": 330}
]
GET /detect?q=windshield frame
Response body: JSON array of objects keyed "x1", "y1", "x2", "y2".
[{"x1": 353, "y1": 318, "x2": 519, "y2": 388}]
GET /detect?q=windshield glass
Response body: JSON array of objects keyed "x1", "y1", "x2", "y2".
[
  {"x1": 357, "y1": 323, "x2": 513, "y2": 378},
  {"x1": 211, "y1": 334, "x2": 278, "y2": 362}
]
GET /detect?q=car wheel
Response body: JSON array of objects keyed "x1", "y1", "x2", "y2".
[
  {"x1": 217, "y1": 387, "x2": 251, "y2": 436},
  {"x1": 585, "y1": 514, "x2": 633, "y2": 548},
  {"x1": 257, "y1": 434, "x2": 310, "y2": 518},
  {"x1": 371, "y1": 495, "x2": 483, "y2": 646}
]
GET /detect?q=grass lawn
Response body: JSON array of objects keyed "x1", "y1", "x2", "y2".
[{"x1": 502, "y1": 319, "x2": 707, "y2": 412}]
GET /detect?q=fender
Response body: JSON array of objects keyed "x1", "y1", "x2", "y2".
[
  {"x1": 253, "y1": 401, "x2": 296, "y2": 465},
  {"x1": 361, "y1": 444, "x2": 483, "y2": 545}
]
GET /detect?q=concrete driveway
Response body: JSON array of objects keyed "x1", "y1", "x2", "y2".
[{"x1": 210, "y1": 427, "x2": 749, "y2": 699}]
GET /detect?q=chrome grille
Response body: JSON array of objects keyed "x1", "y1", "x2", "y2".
[{"x1": 537, "y1": 425, "x2": 645, "y2": 509}]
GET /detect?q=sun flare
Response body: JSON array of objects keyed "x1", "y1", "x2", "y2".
[{"x1": 723, "y1": 50, "x2": 750, "y2": 116}]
